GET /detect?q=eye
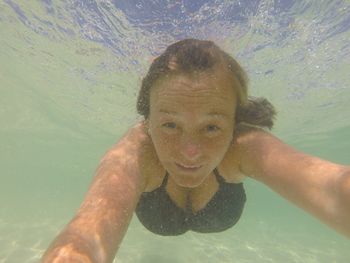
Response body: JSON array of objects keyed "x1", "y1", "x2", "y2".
[
  {"x1": 162, "y1": 122, "x2": 177, "y2": 129},
  {"x1": 205, "y1": 124, "x2": 220, "y2": 133}
]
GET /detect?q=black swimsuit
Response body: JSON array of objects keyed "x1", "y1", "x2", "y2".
[{"x1": 135, "y1": 168, "x2": 246, "y2": 236}]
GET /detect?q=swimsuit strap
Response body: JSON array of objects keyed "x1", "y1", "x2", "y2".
[
  {"x1": 213, "y1": 168, "x2": 226, "y2": 184},
  {"x1": 161, "y1": 171, "x2": 169, "y2": 188}
]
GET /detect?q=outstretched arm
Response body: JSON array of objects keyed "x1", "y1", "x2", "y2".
[
  {"x1": 234, "y1": 127, "x2": 350, "y2": 238},
  {"x1": 41, "y1": 123, "x2": 148, "y2": 263}
]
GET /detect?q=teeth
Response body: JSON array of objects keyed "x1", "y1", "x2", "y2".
[{"x1": 180, "y1": 164, "x2": 199, "y2": 169}]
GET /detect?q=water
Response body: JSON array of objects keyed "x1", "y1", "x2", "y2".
[{"x1": 0, "y1": 0, "x2": 349, "y2": 262}]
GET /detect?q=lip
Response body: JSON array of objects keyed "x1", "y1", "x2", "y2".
[{"x1": 175, "y1": 162, "x2": 202, "y2": 172}]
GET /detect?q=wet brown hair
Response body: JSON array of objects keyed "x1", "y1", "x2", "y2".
[{"x1": 137, "y1": 39, "x2": 276, "y2": 129}]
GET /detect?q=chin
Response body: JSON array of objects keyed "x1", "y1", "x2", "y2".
[{"x1": 171, "y1": 173, "x2": 207, "y2": 188}]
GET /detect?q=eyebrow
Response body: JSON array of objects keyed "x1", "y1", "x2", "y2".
[
  {"x1": 159, "y1": 109, "x2": 231, "y2": 119},
  {"x1": 159, "y1": 109, "x2": 177, "y2": 115},
  {"x1": 207, "y1": 111, "x2": 231, "y2": 119}
]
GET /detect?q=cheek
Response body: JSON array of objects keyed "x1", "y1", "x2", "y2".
[
  {"x1": 206, "y1": 132, "x2": 234, "y2": 155},
  {"x1": 207, "y1": 137, "x2": 230, "y2": 154},
  {"x1": 150, "y1": 130, "x2": 176, "y2": 156}
]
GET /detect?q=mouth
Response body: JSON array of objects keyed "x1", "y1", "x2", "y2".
[{"x1": 175, "y1": 162, "x2": 202, "y2": 172}]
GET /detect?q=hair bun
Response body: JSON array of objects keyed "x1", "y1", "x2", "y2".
[{"x1": 235, "y1": 97, "x2": 276, "y2": 129}]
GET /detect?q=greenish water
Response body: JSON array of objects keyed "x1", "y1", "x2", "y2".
[{"x1": 1, "y1": 1, "x2": 350, "y2": 262}]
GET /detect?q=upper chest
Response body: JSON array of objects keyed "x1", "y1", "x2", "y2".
[{"x1": 142, "y1": 156, "x2": 244, "y2": 213}]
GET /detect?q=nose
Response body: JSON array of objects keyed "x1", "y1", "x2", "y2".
[{"x1": 180, "y1": 135, "x2": 201, "y2": 161}]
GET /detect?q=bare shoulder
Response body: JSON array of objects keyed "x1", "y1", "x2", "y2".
[
  {"x1": 220, "y1": 124, "x2": 290, "y2": 184},
  {"x1": 230, "y1": 124, "x2": 347, "y2": 183},
  {"x1": 102, "y1": 121, "x2": 164, "y2": 192},
  {"x1": 231, "y1": 124, "x2": 306, "y2": 179},
  {"x1": 80, "y1": 122, "x2": 152, "y2": 205},
  {"x1": 218, "y1": 126, "x2": 256, "y2": 183}
]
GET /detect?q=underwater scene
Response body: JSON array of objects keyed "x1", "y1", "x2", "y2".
[{"x1": 0, "y1": 0, "x2": 350, "y2": 262}]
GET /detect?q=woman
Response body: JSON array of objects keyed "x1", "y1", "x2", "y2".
[{"x1": 41, "y1": 39, "x2": 350, "y2": 262}]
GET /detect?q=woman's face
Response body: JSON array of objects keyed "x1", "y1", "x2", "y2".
[{"x1": 148, "y1": 69, "x2": 237, "y2": 188}]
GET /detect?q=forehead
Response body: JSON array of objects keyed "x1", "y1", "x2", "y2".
[{"x1": 150, "y1": 69, "x2": 237, "y2": 113}]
